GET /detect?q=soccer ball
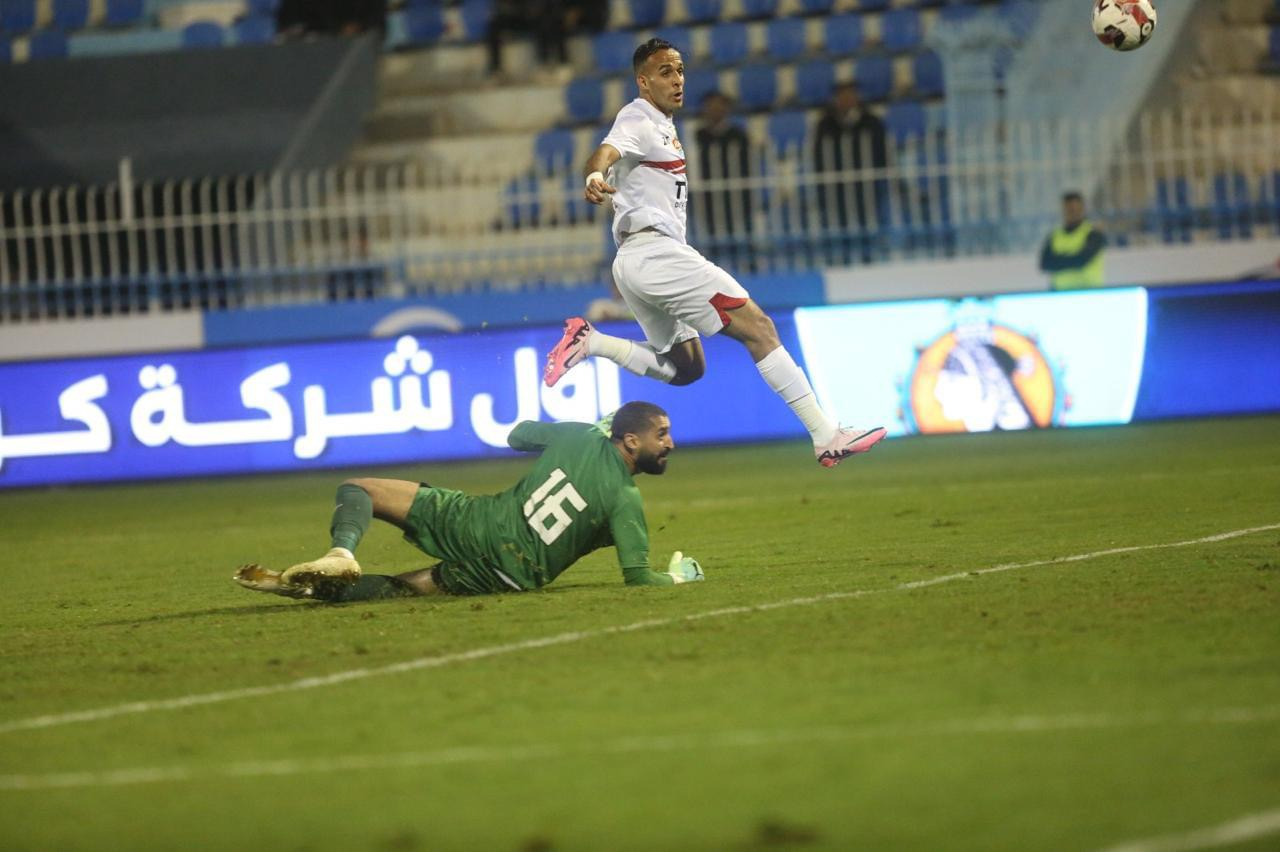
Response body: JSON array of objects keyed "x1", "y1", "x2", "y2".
[{"x1": 1092, "y1": 0, "x2": 1158, "y2": 52}]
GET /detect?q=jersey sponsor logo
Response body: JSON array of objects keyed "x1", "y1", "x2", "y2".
[{"x1": 523, "y1": 467, "x2": 588, "y2": 545}]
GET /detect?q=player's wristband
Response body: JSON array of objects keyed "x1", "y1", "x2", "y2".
[{"x1": 585, "y1": 171, "x2": 604, "y2": 188}]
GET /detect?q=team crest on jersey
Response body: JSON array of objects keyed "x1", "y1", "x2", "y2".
[{"x1": 663, "y1": 134, "x2": 683, "y2": 151}]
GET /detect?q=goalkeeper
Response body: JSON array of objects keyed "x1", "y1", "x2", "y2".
[{"x1": 233, "y1": 401, "x2": 704, "y2": 601}]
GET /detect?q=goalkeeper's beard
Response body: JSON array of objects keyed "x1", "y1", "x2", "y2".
[{"x1": 636, "y1": 450, "x2": 669, "y2": 476}]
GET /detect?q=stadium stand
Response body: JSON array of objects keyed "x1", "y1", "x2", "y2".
[
  {"x1": 765, "y1": 16, "x2": 806, "y2": 61},
  {"x1": 708, "y1": 20, "x2": 748, "y2": 65},
  {"x1": 1, "y1": 0, "x2": 1278, "y2": 309},
  {"x1": 181, "y1": 20, "x2": 224, "y2": 49},
  {"x1": 104, "y1": 0, "x2": 146, "y2": 27}
]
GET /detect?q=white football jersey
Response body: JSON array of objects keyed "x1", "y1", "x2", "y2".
[{"x1": 601, "y1": 98, "x2": 688, "y2": 247}]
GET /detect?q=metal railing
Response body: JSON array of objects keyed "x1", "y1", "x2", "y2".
[{"x1": 2, "y1": 106, "x2": 1278, "y2": 321}]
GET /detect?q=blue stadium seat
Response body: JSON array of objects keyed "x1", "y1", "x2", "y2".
[
  {"x1": 885, "y1": 101, "x2": 926, "y2": 142},
  {"x1": 1270, "y1": 172, "x2": 1280, "y2": 233},
  {"x1": 823, "y1": 13, "x2": 863, "y2": 55},
  {"x1": 939, "y1": 4, "x2": 981, "y2": 25},
  {"x1": 104, "y1": 0, "x2": 144, "y2": 27},
  {"x1": 795, "y1": 59, "x2": 835, "y2": 107},
  {"x1": 1270, "y1": 26, "x2": 1280, "y2": 61},
  {"x1": 766, "y1": 17, "x2": 806, "y2": 60},
  {"x1": 857, "y1": 0, "x2": 890, "y2": 11},
  {"x1": 1155, "y1": 177, "x2": 1192, "y2": 244},
  {"x1": 913, "y1": 50, "x2": 944, "y2": 97},
  {"x1": 740, "y1": 0, "x2": 777, "y2": 19},
  {"x1": 562, "y1": 172, "x2": 596, "y2": 225},
  {"x1": 799, "y1": 0, "x2": 834, "y2": 13},
  {"x1": 52, "y1": 0, "x2": 90, "y2": 31},
  {"x1": 1, "y1": 1, "x2": 36, "y2": 33},
  {"x1": 854, "y1": 55, "x2": 893, "y2": 101},
  {"x1": 683, "y1": 0, "x2": 721, "y2": 24},
  {"x1": 767, "y1": 109, "x2": 808, "y2": 154},
  {"x1": 182, "y1": 22, "x2": 225, "y2": 49},
  {"x1": 460, "y1": 0, "x2": 491, "y2": 41},
  {"x1": 234, "y1": 15, "x2": 276, "y2": 45},
  {"x1": 999, "y1": 0, "x2": 1041, "y2": 39},
  {"x1": 593, "y1": 30, "x2": 634, "y2": 73},
  {"x1": 0, "y1": 37, "x2": 10, "y2": 63},
  {"x1": 736, "y1": 63, "x2": 777, "y2": 111},
  {"x1": 653, "y1": 25, "x2": 690, "y2": 54},
  {"x1": 1212, "y1": 172, "x2": 1253, "y2": 239},
  {"x1": 708, "y1": 21, "x2": 748, "y2": 65},
  {"x1": 683, "y1": 71, "x2": 721, "y2": 111},
  {"x1": 404, "y1": 5, "x2": 445, "y2": 44},
  {"x1": 504, "y1": 173, "x2": 540, "y2": 227},
  {"x1": 880, "y1": 8, "x2": 922, "y2": 52},
  {"x1": 28, "y1": 30, "x2": 69, "y2": 59},
  {"x1": 629, "y1": 0, "x2": 666, "y2": 28},
  {"x1": 565, "y1": 77, "x2": 604, "y2": 123},
  {"x1": 534, "y1": 128, "x2": 576, "y2": 171}
]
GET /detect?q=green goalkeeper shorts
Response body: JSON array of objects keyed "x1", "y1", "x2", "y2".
[{"x1": 403, "y1": 485, "x2": 529, "y2": 596}]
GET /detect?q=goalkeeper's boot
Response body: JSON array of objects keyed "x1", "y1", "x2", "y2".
[
  {"x1": 233, "y1": 564, "x2": 314, "y2": 599},
  {"x1": 544, "y1": 317, "x2": 593, "y2": 387},
  {"x1": 815, "y1": 426, "x2": 887, "y2": 468},
  {"x1": 280, "y1": 546, "x2": 361, "y2": 586}
]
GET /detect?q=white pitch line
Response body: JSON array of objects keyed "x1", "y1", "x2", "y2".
[
  {"x1": 1096, "y1": 807, "x2": 1280, "y2": 852},
  {"x1": 1, "y1": 522, "x2": 1276, "y2": 737},
  {"x1": 2, "y1": 705, "x2": 1279, "y2": 793}
]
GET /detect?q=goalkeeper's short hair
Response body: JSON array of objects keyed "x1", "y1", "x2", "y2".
[{"x1": 611, "y1": 401, "x2": 668, "y2": 441}]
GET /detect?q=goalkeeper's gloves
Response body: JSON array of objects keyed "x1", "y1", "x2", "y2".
[{"x1": 665, "y1": 551, "x2": 704, "y2": 584}]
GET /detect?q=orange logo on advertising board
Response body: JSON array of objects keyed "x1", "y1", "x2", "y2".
[{"x1": 907, "y1": 321, "x2": 1061, "y2": 434}]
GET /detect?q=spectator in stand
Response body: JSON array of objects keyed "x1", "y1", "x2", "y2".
[
  {"x1": 565, "y1": 0, "x2": 609, "y2": 35},
  {"x1": 490, "y1": 0, "x2": 597, "y2": 80},
  {"x1": 277, "y1": 0, "x2": 386, "y2": 38},
  {"x1": 693, "y1": 91, "x2": 754, "y2": 270},
  {"x1": 1039, "y1": 191, "x2": 1108, "y2": 290},
  {"x1": 812, "y1": 83, "x2": 888, "y2": 263}
]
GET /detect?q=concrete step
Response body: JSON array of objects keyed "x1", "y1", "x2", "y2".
[{"x1": 366, "y1": 84, "x2": 568, "y2": 142}]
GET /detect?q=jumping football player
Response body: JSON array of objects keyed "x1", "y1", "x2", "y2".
[
  {"x1": 233, "y1": 402, "x2": 704, "y2": 600},
  {"x1": 544, "y1": 38, "x2": 886, "y2": 469}
]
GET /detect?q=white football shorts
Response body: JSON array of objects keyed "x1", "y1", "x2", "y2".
[{"x1": 611, "y1": 232, "x2": 751, "y2": 354}]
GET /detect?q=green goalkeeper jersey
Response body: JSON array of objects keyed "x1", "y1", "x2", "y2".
[{"x1": 403, "y1": 421, "x2": 673, "y2": 589}]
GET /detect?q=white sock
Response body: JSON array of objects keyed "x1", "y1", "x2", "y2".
[
  {"x1": 587, "y1": 329, "x2": 678, "y2": 383},
  {"x1": 755, "y1": 346, "x2": 839, "y2": 445}
]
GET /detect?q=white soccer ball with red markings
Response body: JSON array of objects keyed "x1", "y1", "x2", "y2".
[{"x1": 1092, "y1": 0, "x2": 1158, "y2": 52}]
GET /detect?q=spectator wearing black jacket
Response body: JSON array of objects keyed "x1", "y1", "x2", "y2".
[
  {"x1": 693, "y1": 91, "x2": 754, "y2": 269},
  {"x1": 813, "y1": 83, "x2": 888, "y2": 262}
]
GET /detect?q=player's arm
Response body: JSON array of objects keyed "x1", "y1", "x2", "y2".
[
  {"x1": 584, "y1": 143, "x2": 622, "y2": 204},
  {"x1": 507, "y1": 420, "x2": 587, "y2": 452},
  {"x1": 612, "y1": 489, "x2": 704, "y2": 587}
]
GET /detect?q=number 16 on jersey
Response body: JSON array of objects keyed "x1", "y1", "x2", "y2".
[{"x1": 523, "y1": 468, "x2": 588, "y2": 545}]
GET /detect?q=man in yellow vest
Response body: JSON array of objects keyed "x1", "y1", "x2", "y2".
[{"x1": 1039, "y1": 191, "x2": 1108, "y2": 290}]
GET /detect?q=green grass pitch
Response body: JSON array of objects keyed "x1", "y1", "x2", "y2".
[{"x1": 1, "y1": 416, "x2": 1278, "y2": 851}]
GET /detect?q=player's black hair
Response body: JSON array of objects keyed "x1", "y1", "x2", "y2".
[
  {"x1": 611, "y1": 401, "x2": 669, "y2": 441},
  {"x1": 1062, "y1": 190, "x2": 1084, "y2": 203},
  {"x1": 633, "y1": 38, "x2": 676, "y2": 74}
]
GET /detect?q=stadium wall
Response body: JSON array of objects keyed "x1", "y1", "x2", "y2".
[
  {"x1": 2, "y1": 280, "x2": 1277, "y2": 489},
  {"x1": 4, "y1": 239, "x2": 1274, "y2": 366}
]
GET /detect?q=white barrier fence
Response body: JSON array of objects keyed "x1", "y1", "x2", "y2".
[{"x1": 1, "y1": 106, "x2": 1277, "y2": 319}]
